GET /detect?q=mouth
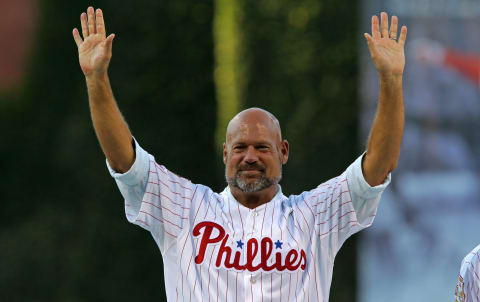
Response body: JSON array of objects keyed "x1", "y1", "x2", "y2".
[{"x1": 238, "y1": 169, "x2": 264, "y2": 176}]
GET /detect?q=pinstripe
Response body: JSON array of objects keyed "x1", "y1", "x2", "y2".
[{"x1": 117, "y1": 149, "x2": 386, "y2": 302}]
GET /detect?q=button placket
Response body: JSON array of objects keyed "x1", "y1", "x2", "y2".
[{"x1": 251, "y1": 209, "x2": 259, "y2": 236}]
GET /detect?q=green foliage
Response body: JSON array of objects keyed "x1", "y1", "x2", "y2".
[
  {"x1": 0, "y1": 0, "x2": 217, "y2": 301},
  {"x1": 213, "y1": 0, "x2": 245, "y2": 150}
]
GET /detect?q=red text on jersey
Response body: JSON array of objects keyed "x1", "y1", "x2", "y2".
[{"x1": 193, "y1": 221, "x2": 307, "y2": 272}]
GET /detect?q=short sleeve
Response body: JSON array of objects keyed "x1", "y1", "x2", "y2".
[
  {"x1": 107, "y1": 138, "x2": 151, "y2": 217},
  {"x1": 345, "y1": 152, "x2": 390, "y2": 226},
  {"x1": 305, "y1": 153, "x2": 390, "y2": 258},
  {"x1": 107, "y1": 139, "x2": 196, "y2": 253}
]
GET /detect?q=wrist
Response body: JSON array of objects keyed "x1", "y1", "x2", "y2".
[
  {"x1": 379, "y1": 74, "x2": 403, "y2": 95},
  {"x1": 85, "y1": 71, "x2": 109, "y2": 85},
  {"x1": 379, "y1": 72, "x2": 403, "y2": 84}
]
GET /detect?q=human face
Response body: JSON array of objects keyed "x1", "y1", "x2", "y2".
[{"x1": 224, "y1": 111, "x2": 288, "y2": 193}]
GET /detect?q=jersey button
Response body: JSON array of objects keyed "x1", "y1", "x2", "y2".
[
  {"x1": 250, "y1": 277, "x2": 256, "y2": 284},
  {"x1": 254, "y1": 211, "x2": 259, "y2": 217}
]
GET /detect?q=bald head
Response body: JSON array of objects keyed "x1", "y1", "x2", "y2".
[
  {"x1": 226, "y1": 108, "x2": 282, "y2": 144},
  {"x1": 223, "y1": 108, "x2": 289, "y2": 199}
]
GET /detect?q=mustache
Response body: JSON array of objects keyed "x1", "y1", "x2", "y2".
[{"x1": 237, "y1": 163, "x2": 265, "y2": 171}]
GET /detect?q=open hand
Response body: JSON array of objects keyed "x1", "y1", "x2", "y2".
[
  {"x1": 364, "y1": 12, "x2": 407, "y2": 78},
  {"x1": 72, "y1": 7, "x2": 115, "y2": 77}
]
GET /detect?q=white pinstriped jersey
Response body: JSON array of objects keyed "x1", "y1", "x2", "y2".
[
  {"x1": 107, "y1": 140, "x2": 390, "y2": 302},
  {"x1": 456, "y1": 244, "x2": 480, "y2": 302}
]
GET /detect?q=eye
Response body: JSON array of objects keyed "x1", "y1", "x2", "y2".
[
  {"x1": 256, "y1": 145, "x2": 270, "y2": 151},
  {"x1": 233, "y1": 145, "x2": 246, "y2": 151}
]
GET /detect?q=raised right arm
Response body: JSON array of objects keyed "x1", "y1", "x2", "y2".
[{"x1": 73, "y1": 7, "x2": 134, "y2": 173}]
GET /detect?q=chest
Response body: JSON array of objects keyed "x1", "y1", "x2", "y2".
[{"x1": 185, "y1": 197, "x2": 314, "y2": 274}]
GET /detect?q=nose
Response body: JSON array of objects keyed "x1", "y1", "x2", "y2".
[{"x1": 243, "y1": 146, "x2": 259, "y2": 164}]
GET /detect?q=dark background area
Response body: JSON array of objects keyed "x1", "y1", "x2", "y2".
[{"x1": 0, "y1": 0, "x2": 361, "y2": 301}]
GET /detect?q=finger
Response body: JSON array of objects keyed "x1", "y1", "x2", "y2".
[
  {"x1": 87, "y1": 6, "x2": 95, "y2": 35},
  {"x1": 105, "y1": 33, "x2": 115, "y2": 54},
  {"x1": 371, "y1": 15, "x2": 380, "y2": 38},
  {"x1": 96, "y1": 8, "x2": 106, "y2": 38},
  {"x1": 364, "y1": 33, "x2": 378, "y2": 57},
  {"x1": 72, "y1": 28, "x2": 83, "y2": 47},
  {"x1": 390, "y1": 16, "x2": 398, "y2": 40},
  {"x1": 380, "y1": 12, "x2": 388, "y2": 38},
  {"x1": 80, "y1": 12, "x2": 89, "y2": 38},
  {"x1": 398, "y1": 26, "x2": 408, "y2": 47}
]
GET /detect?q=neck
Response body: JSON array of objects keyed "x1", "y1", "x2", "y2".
[{"x1": 229, "y1": 184, "x2": 278, "y2": 209}]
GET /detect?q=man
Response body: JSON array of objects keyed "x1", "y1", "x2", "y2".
[
  {"x1": 72, "y1": 7, "x2": 407, "y2": 301},
  {"x1": 455, "y1": 244, "x2": 480, "y2": 302}
]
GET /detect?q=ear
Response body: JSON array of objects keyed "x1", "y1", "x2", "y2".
[
  {"x1": 280, "y1": 140, "x2": 289, "y2": 164},
  {"x1": 223, "y1": 142, "x2": 227, "y2": 164}
]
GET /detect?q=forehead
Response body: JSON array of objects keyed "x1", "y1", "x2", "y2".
[
  {"x1": 230, "y1": 121, "x2": 271, "y2": 141},
  {"x1": 226, "y1": 112, "x2": 279, "y2": 144}
]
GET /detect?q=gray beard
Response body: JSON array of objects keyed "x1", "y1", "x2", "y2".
[{"x1": 226, "y1": 170, "x2": 282, "y2": 193}]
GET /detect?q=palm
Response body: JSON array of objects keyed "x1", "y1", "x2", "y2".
[
  {"x1": 72, "y1": 7, "x2": 114, "y2": 76},
  {"x1": 365, "y1": 12, "x2": 407, "y2": 77},
  {"x1": 370, "y1": 38, "x2": 405, "y2": 75},
  {"x1": 79, "y1": 34, "x2": 109, "y2": 75}
]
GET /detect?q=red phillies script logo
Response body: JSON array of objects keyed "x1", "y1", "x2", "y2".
[{"x1": 193, "y1": 221, "x2": 306, "y2": 272}]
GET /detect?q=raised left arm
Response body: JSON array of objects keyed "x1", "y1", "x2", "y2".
[{"x1": 363, "y1": 12, "x2": 407, "y2": 186}]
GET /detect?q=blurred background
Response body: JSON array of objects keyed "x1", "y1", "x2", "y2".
[
  {"x1": 359, "y1": 0, "x2": 480, "y2": 301},
  {"x1": 0, "y1": 0, "x2": 478, "y2": 301}
]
